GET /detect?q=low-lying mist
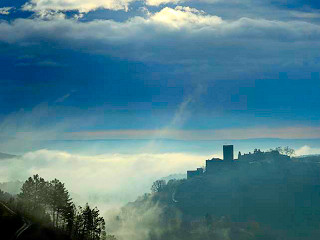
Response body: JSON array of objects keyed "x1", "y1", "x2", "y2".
[
  {"x1": 0, "y1": 149, "x2": 210, "y2": 212},
  {"x1": 2, "y1": 145, "x2": 320, "y2": 240}
]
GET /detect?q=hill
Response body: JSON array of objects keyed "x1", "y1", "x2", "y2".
[
  {"x1": 0, "y1": 152, "x2": 17, "y2": 160},
  {"x1": 0, "y1": 181, "x2": 23, "y2": 195},
  {"x1": 0, "y1": 202, "x2": 24, "y2": 240},
  {"x1": 292, "y1": 155, "x2": 320, "y2": 163},
  {"x1": 161, "y1": 173, "x2": 186, "y2": 182},
  {"x1": 113, "y1": 155, "x2": 320, "y2": 240}
]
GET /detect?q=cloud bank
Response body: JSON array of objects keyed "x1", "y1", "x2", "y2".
[
  {"x1": 23, "y1": 0, "x2": 134, "y2": 12},
  {"x1": 22, "y1": 0, "x2": 224, "y2": 13},
  {"x1": 63, "y1": 127, "x2": 320, "y2": 141},
  {"x1": 295, "y1": 145, "x2": 320, "y2": 156},
  {"x1": 0, "y1": 149, "x2": 209, "y2": 211},
  {"x1": 1, "y1": 5, "x2": 320, "y2": 74}
]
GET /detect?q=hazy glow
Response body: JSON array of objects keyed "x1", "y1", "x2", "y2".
[
  {"x1": 62, "y1": 127, "x2": 320, "y2": 140},
  {"x1": 22, "y1": 0, "x2": 223, "y2": 12},
  {"x1": 23, "y1": 0, "x2": 134, "y2": 12},
  {"x1": 295, "y1": 145, "x2": 320, "y2": 156},
  {"x1": 146, "y1": 0, "x2": 182, "y2": 6},
  {"x1": 150, "y1": 6, "x2": 222, "y2": 28},
  {"x1": 0, "y1": 150, "x2": 210, "y2": 210}
]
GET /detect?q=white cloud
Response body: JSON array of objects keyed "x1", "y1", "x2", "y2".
[
  {"x1": 0, "y1": 7, "x2": 14, "y2": 15},
  {"x1": 290, "y1": 11, "x2": 320, "y2": 19},
  {"x1": 145, "y1": 0, "x2": 223, "y2": 6},
  {"x1": 145, "y1": 0, "x2": 184, "y2": 6},
  {"x1": 0, "y1": 5, "x2": 320, "y2": 79},
  {"x1": 149, "y1": 6, "x2": 222, "y2": 28},
  {"x1": 22, "y1": 0, "x2": 225, "y2": 13},
  {"x1": 295, "y1": 145, "x2": 320, "y2": 156},
  {"x1": 0, "y1": 150, "x2": 210, "y2": 211},
  {"x1": 1, "y1": 6, "x2": 319, "y2": 61},
  {"x1": 23, "y1": 0, "x2": 134, "y2": 12}
]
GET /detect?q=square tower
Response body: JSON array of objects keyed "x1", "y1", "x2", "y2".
[{"x1": 223, "y1": 145, "x2": 234, "y2": 162}]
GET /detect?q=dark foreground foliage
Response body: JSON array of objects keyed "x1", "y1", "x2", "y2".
[{"x1": 0, "y1": 175, "x2": 107, "y2": 240}]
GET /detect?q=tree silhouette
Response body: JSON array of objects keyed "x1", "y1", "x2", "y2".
[
  {"x1": 18, "y1": 174, "x2": 49, "y2": 221},
  {"x1": 15, "y1": 174, "x2": 106, "y2": 240},
  {"x1": 270, "y1": 146, "x2": 295, "y2": 157},
  {"x1": 151, "y1": 180, "x2": 166, "y2": 193},
  {"x1": 48, "y1": 178, "x2": 72, "y2": 229},
  {"x1": 76, "y1": 203, "x2": 106, "y2": 240}
]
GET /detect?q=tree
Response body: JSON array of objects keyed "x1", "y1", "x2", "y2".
[
  {"x1": 151, "y1": 180, "x2": 166, "y2": 193},
  {"x1": 77, "y1": 203, "x2": 106, "y2": 240},
  {"x1": 270, "y1": 146, "x2": 295, "y2": 157},
  {"x1": 16, "y1": 175, "x2": 107, "y2": 240},
  {"x1": 18, "y1": 174, "x2": 48, "y2": 221},
  {"x1": 65, "y1": 203, "x2": 76, "y2": 236},
  {"x1": 0, "y1": 189, "x2": 13, "y2": 203},
  {"x1": 48, "y1": 179, "x2": 72, "y2": 229},
  {"x1": 283, "y1": 146, "x2": 295, "y2": 157}
]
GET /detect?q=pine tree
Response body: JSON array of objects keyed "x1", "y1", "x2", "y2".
[
  {"x1": 17, "y1": 175, "x2": 107, "y2": 240},
  {"x1": 47, "y1": 179, "x2": 73, "y2": 229},
  {"x1": 18, "y1": 174, "x2": 48, "y2": 221}
]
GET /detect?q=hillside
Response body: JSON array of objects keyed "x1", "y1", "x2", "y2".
[
  {"x1": 0, "y1": 202, "x2": 23, "y2": 240},
  {"x1": 0, "y1": 201, "x2": 71, "y2": 240},
  {"x1": 114, "y1": 156, "x2": 320, "y2": 240},
  {"x1": 292, "y1": 155, "x2": 320, "y2": 163},
  {"x1": 0, "y1": 152, "x2": 17, "y2": 160},
  {"x1": 0, "y1": 181, "x2": 23, "y2": 195},
  {"x1": 176, "y1": 161, "x2": 320, "y2": 228}
]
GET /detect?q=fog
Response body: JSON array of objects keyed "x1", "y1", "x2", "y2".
[
  {"x1": 0, "y1": 149, "x2": 211, "y2": 211},
  {"x1": 1, "y1": 144, "x2": 319, "y2": 208}
]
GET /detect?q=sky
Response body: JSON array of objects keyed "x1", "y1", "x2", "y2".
[
  {"x1": 1, "y1": 1, "x2": 320, "y2": 144},
  {"x1": 1, "y1": 0, "x2": 320, "y2": 208}
]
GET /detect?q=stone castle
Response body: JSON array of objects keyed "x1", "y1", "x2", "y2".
[{"x1": 187, "y1": 145, "x2": 290, "y2": 179}]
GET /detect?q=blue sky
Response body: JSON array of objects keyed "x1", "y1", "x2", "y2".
[{"x1": 1, "y1": 0, "x2": 320, "y2": 154}]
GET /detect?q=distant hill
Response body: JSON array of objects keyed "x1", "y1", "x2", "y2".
[
  {"x1": 292, "y1": 155, "x2": 320, "y2": 163},
  {"x1": 118, "y1": 157, "x2": 320, "y2": 240},
  {"x1": 161, "y1": 173, "x2": 186, "y2": 182},
  {"x1": 0, "y1": 181, "x2": 23, "y2": 195},
  {"x1": 0, "y1": 152, "x2": 17, "y2": 160}
]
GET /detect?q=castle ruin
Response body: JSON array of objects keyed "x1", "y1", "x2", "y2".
[{"x1": 187, "y1": 145, "x2": 290, "y2": 179}]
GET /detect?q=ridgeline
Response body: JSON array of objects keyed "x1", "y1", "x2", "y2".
[{"x1": 114, "y1": 146, "x2": 320, "y2": 240}]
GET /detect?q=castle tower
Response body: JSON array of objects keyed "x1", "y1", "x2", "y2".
[{"x1": 223, "y1": 145, "x2": 234, "y2": 162}]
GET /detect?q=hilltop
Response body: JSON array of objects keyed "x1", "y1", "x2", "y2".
[
  {"x1": 0, "y1": 181, "x2": 23, "y2": 195},
  {"x1": 0, "y1": 152, "x2": 17, "y2": 160},
  {"x1": 112, "y1": 146, "x2": 320, "y2": 240}
]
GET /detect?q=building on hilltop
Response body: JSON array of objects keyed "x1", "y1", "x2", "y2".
[
  {"x1": 206, "y1": 145, "x2": 236, "y2": 175},
  {"x1": 205, "y1": 157, "x2": 225, "y2": 175},
  {"x1": 187, "y1": 168, "x2": 204, "y2": 179},
  {"x1": 238, "y1": 149, "x2": 290, "y2": 163},
  {"x1": 223, "y1": 145, "x2": 234, "y2": 162},
  {"x1": 187, "y1": 145, "x2": 236, "y2": 179},
  {"x1": 186, "y1": 146, "x2": 292, "y2": 179}
]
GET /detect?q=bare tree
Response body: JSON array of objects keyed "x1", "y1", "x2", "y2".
[{"x1": 270, "y1": 146, "x2": 295, "y2": 157}]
